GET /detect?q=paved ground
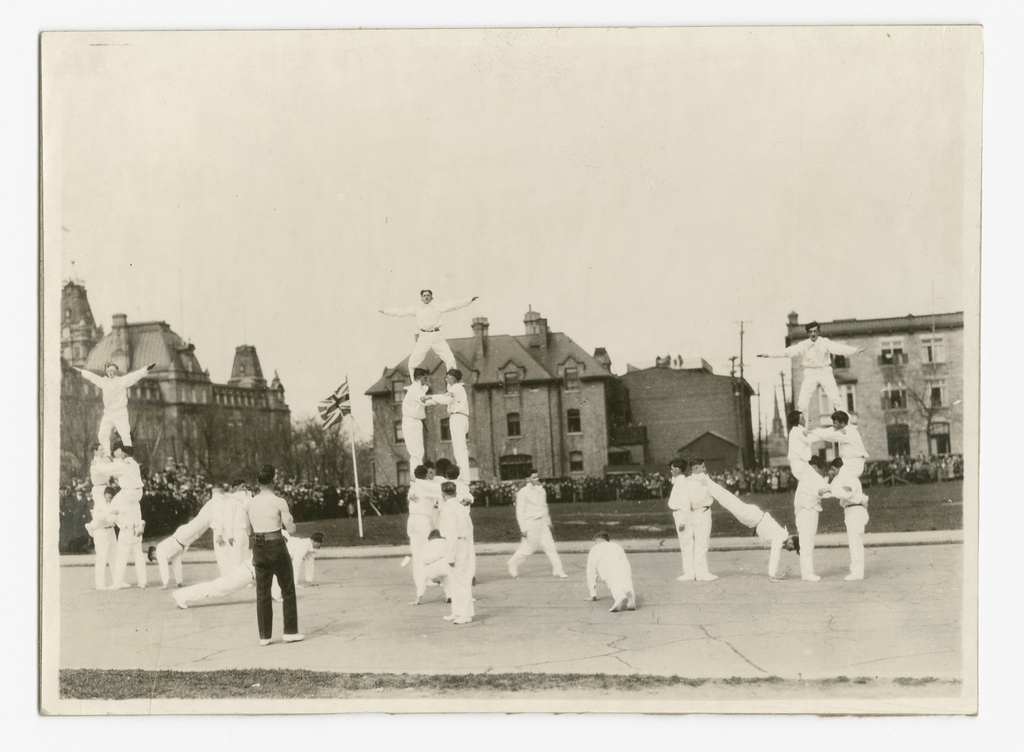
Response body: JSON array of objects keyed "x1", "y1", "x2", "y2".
[{"x1": 60, "y1": 540, "x2": 964, "y2": 685}]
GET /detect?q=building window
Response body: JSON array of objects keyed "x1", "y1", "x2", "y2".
[
  {"x1": 394, "y1": 421, "x2": 405, "y2": 444},
  {"x1": 881, "y1": 382, "x2": 907, "y2": 410},
  {"x1": 927, "y1": 379, "x2": 947, "y2": 407},
  {"x1": 886, "y1": 423, "x2": 911, "y2": 457},
  {"x1": 841, "y1": 384, "x2": 857, "y2": 414},
  {"x1": 921, "y1": 334, "x2": 946, "y2": 364},
  {"x1": 396, "y1": 461, "x2": 410, "y2": 486},
  {"x1": 440, "y1": 418, "x2": 451, "y2": 442},
  {"x1": 507, "y1": 412, "x2": 521, "y2": 437},
  {"x1": 392, "y1": 378, "x2": 407, "y2": 404},
  {"x1": 879, "y1": 338, "x2": 907, "y2": 365},
  {"x1": 504, "y1": 371, "x2": 520, "y2": 396},
  {"x1": 567, "y1": 409, "x2": 581, "y2": 434},
  {"x1": 569, "y1": 451, "x2": 584, "y2": 472},
  {"x1": 929, "y1": 422, "x2": 951, "y2": 455},
  {"x1": 564, "y1": 367, "x2": 580, "y2": 391},
  {"x1": 833, "y1": 355, "x2": 848, "y2": 368},
  {"x1": 499, "y1": 454, "x2": 533, "y2": 480}
]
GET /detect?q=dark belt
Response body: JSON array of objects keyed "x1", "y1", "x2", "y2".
[
  {"x1": 452, "y1": 412, "x2": 468, "y2": 417},
  {"x1": 421, "y1": 327, "x2": 441, "y2": 333},
  {"x1": 845, "y1": 503, "x2": 866, "y2": 509},
  {"x1": 251, "y1": 530, "x2": 284, "y2": 541}
]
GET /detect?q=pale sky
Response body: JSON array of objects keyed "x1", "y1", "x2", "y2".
[{"x1": 45, "y1": 27, "x2": 976, "y2": 437}]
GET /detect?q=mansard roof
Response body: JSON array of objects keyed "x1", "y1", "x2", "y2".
[{"x1": 83, "y1": 321, "x2": 209, "y2": 379}]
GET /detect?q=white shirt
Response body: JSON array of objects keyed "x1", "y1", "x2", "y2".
[
  {"x1": 829, "y1": 476, "x2": 870, "y2": 508},
  {"x1": 76, "y1": 366, "x2": 150, "y2": 411},
  {"x1": 788, "y1": 427, "x2": 818, "y2": 464},
  {"x1": 286, "y1": 536, "x2": 317, "y2": 562},
  {"x1": 211, "y1": 491, "x2": 249, "y2": 538},
  {"x1": 431, "y1": 382, "x2": 469, "y2": 416},
  {"x1": 687, "y1": 472, "x2": 715, "y2": 510},
  {"x1": 515, "y1": 483, "x2": 551, "y2": 529},
  {"x1": 402, "y1": 380, "x2": 431, "y2": 420},
  {"x1": 420, "y1": 537, "x2": 449, "y2": 567},
  {"x1": 667, "y1": 474, "x2": 694, "y2": 528},
  {"x1": 110, "y1": 457, "x2": 144, "y2": 491},
  {"x1": 381, "y1": 297, "x2": 476, "y2": 331},
  {"x1": 794, "y1": 471, "x2": 830, "y2": 512},
  {"x1": 586, "y1": 540, "x2": 631, "y2": 598},
  {"x1": 89, "y1": 457, "x2": 118, "y2": 487},
  {"x1": 407, "y1": 478, "x2": 441, "y2": 517},
  {"x1": 814, "y1": 424, "x2": 869, "y2": 459},
  {"x1": 766, "y1": 337, "x2": 858, "y2": 369}
]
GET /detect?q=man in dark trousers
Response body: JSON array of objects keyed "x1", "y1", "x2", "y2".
[{"x1": 246, "y1": 464, "x2": 303, "y2": 646}]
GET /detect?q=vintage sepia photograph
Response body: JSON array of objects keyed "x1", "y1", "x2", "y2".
[{"x1": 40, "y1": 25, "x2": 980, "y2": 716}]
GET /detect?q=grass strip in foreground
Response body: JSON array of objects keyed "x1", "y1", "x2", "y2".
[{"x1": 60, "y1": 669, "x2": 960, "y2": 701}]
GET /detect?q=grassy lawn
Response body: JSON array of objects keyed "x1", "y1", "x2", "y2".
[
  {"x1": 291, "y1": 481, "x2": 963, "y2": 549},
  {"x1": 59, "y1": 669, "x2": 958, "y2": 700}
]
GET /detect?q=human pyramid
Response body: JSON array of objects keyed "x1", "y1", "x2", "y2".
[{"x1": 73, "y1": 300, "x2": 873, "y2": 647}]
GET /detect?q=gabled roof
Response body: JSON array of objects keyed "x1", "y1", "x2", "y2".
[
  {"x1": 682, "y1": 430, "x2": 738, "y2": 450},
  {"x1": 366, "y1": 330, "x2": 613, "y2": 395},
  {"x1": 84, "y1": 321, "x2": 209, "y2": 379}
]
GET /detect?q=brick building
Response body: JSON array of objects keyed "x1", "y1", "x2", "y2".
[
  {"x1": 365, "y1": 308, "x2": 620, "y2": 483},
  {"x1": 617, "y1": 356, "x2": 756, "y2": 474},
  {"x1": 60, "y1": 281, "x2": 291, "y2": 483},
  {"x1": 783, "y1": 311, "x2": 964, "y2": 459}
]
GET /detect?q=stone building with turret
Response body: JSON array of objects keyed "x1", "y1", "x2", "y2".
[{"x1": 59, "y1": 281, "x2": 290, "y2": 483}]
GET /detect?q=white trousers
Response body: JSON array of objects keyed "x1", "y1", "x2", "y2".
[
  {"x1": 789, "y1": 457, "x2": 814, "y2": 484},
  {"x1": 598, "y1": 560, "x2": 635, "y2": 604},
  {"x1": 176, "y1": 563, "x2": 254, "y2": 606},
  {"x1": 407, "y1": 514, "x2": 433, "y2": 595},
  {"x1": 844, "y1": 506, "x2": 870, "y2": 577},
  {"x1": 449, "y1": 413, "x2": 470, "y2": 474},
  {"x1": 755, "y1": 513, "x2": 788, "y2": 578},
  {"x1": 112, "y1": 492, "x2": 146, "y2": 588},
  {"x1": 795, "y1": 508, "x2": 820, "y2": 578},
  {"x1": 408, "y1": 330, "x2": 457, "y2": 372},
  {"x1": 98, "y1": 407, "x2": 133, "y2": 450},
  {"x1": 679, "y1": 507, "x2": 713, "y2": 577},
  {"x1": 449, "y1": 540, "x2": 474, "y2": 619},
  {"x1": 155, "y1": 537, "x2": 185, "y2": 587},
  {"x1": 402, "y1": 416, "x2": 425, "y2": 468},
  {"x1": 797, "y1": 366, "x2": 842, "y2": 414},
  {"x1": 92, "y1": 527, "x2": 118, "y2": 589},
  {"x1": 508, "y1": 521, "x2": 565, "y2": 575},
  {"x1": 420, "y1": 558, "x2": 452, "y2": 600}
]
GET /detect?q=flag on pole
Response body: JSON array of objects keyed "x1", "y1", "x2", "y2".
[{"x1": 318, "y1": 380, "x2": 352, "y2": 429}]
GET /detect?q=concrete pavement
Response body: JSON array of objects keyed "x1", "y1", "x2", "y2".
[{"x1": 59, "y1": 541, "x2": 964, "y2": 683}]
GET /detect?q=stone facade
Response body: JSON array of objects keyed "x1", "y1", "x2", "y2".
[
  {"x1": 59, "y1": 281, "x2": 290, "y2": 482},
  {"x1": 783, "y1": 311, "x2": 964, "y2": 459}
]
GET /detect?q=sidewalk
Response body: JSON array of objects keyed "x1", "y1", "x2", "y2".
[{"x1": 59, "y1": 529, "x2": 964, "y2": 567}]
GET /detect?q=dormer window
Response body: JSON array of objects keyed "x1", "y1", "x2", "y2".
[
  {"x1": 504, "y1": 371, "x2": 520, "y2": 397},
  {"x1": 564, "y1": 367, "x2": 580, "y2": 392}
]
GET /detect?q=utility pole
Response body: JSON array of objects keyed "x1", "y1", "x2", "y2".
[
  {"x1": 756, "y1": 386, "x2": 763, "y2": 468},
  {"x1": 733, "y1": 320, "x2": 752, "y2": 383},
  {"x1": 780, "y1": 370, "x2": 789, "y2": 413}
]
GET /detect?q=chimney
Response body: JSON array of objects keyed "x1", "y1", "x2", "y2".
[
  {"x1": 593, "y1": 347, "x2": 612, "y2": 372},
  {"x1": 655, "y1": 355, "x2": 670, "y2": 368},
  {"x1": 472, "y1": 317, "x2": 489, "y2": 356},
  {"x1": 109, "y1": 313, "x2": 131, "y2": 373},
  {"x1": 788, "y1": 311, "x2": 799, "y2": 327},
  {"x1": 524, "y1": 306, "x2": 548, "y2": 350}
]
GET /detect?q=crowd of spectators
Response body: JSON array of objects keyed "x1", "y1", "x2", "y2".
[{"x1": 59, "y1": 454, "x2": 965, "y2": 552}]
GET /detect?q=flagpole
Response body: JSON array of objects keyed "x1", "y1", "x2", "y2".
[{"x1": 347, "y1": 374, "x2": 364, "y2": 538}]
